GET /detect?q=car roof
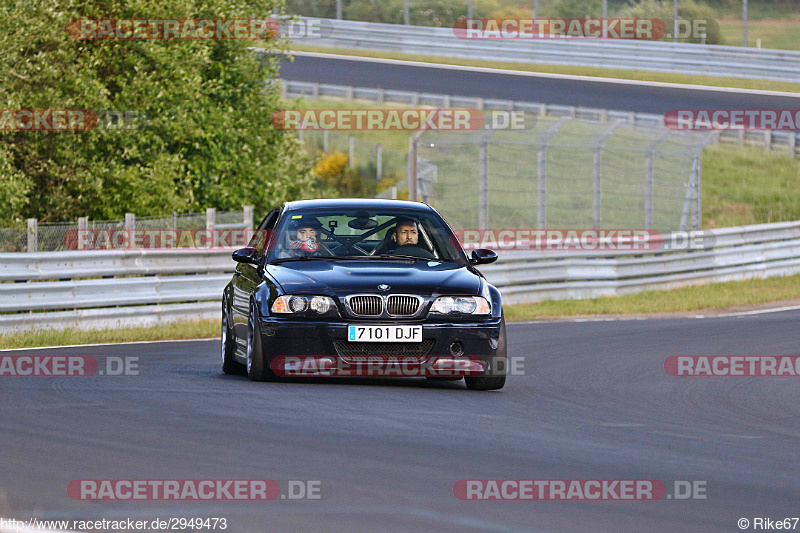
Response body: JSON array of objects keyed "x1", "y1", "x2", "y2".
[{"x1": 283, "y1": 198, "x2": 435, "y2": 212}]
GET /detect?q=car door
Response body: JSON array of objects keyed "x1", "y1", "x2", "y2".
[{"x1": 231, "y1": 208, "x2": 280, "y2": 353}]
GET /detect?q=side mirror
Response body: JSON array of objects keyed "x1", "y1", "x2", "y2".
[
  {"x1": 470, "y1": 248, "x2": 497, "y2": 265},
  {"x1": 232, "y1": 247, "x2": 260, "y2": 265}
]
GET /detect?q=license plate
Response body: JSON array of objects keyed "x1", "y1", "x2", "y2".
[{"x1": 347, "y1": 325, "x2": 422, "y2": 343}]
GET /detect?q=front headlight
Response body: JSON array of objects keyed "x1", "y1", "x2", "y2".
[
  {"x1": 429, "y1": 296, "x2": 490, "y2": 315},
  {"x1": 271, "y1": 295, "x2": 338, "y2": 316}
]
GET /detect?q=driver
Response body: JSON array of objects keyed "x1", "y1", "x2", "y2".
[
  {"x1": 391, "y1": 218, "x2": 419, "y2": 248},
  {"x1": 385, "y1": 218, "x2": 434, "y2": 259}
]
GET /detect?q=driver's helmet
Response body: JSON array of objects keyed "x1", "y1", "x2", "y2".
[{"x1": 287, "y1": 216, "x2": 323, "y2": 254}]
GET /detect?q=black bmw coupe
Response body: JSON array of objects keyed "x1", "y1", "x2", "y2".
[{"x1": 221, "y1": 198, "x2": 506, "y2": 390}]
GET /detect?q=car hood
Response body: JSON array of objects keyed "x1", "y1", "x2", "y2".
[{"x1": 265, "y1": 260, "x2": 480, "y2": 297}]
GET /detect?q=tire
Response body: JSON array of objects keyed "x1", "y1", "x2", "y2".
[
  {"x1": 246, "y1": 302, "x2": 275, "y2": 382},
  {"x1": 465, "y1": 316, "x2": 507, "y2": 391},
  {"x1": 221, "y1": 303, "x2": 243, "y2": 375}
]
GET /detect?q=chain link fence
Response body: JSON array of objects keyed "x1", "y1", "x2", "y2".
[
  {"x1": 1, "y1": 209, "x2": 252, "y2": 253},
  {"x1": 414, "y1": 116, "x2": 717, "y2": 232}
]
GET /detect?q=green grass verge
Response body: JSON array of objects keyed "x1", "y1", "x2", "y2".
[
  {"x1": 504, "y1": 273, "x2": 800, "y2": 321},
  {"x1": 0, "y1": 319, "x2": 219, "y2": 350},
  {"x1": 718, "y1": 16, "x2": 800, "y2": 51},
  {"x1": 702, "y1": 144, "x2": 800, "y2": 228},
  {"x1": 288, "y1": 44, "x2": 800, "y2": 94}
]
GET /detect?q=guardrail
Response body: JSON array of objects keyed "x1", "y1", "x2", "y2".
[
  {"x1": 282, "y1": 79, "x2": 799, "y2": 157},
  {"x1": 289, "y1": 17, "x2": 800, "y2": 83},
  {"x1": 2, "y1": 220, "x2": 799, "y2": 332}
]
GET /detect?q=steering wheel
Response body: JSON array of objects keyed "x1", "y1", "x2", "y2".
[{"x1": 390, "y1": 244, "x2": 436, "y2": 259}]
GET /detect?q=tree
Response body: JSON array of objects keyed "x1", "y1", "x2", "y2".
[{"x1": 0, "y1": 0, "x2": 318, "y2": 224}]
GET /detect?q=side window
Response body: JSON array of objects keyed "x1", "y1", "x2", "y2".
[{"x1": 248, "y1": 209, "x2": 279, "y2": 253}]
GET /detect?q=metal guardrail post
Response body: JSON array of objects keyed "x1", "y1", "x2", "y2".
[
  {"x1": 125, "y1": 213, "x2": 135, "y2": 231},
  {"x1": 27, "y1": 218, "x2": 37, "y2": 253}
]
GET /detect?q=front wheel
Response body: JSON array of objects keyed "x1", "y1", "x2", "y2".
[
  {"x1": 221, "y1": 304, "x2": 243, "y2": 375},
  {"x1": 465, "y1": 316, "x2": 507, "y2": 391},
  {"x1": 246, "y1": 302, "x2": 275, "y2": 382}
]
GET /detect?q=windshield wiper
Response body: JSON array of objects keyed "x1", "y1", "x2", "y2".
[
  {"x1": 341, "y1": 254, "x2": 442, "y2": 262},
  {"x1": 270, "y1": 255, "x2": 342, "y2": 264}
]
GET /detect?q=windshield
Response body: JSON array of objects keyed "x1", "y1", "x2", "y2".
[{"x1": 267, "y1": 208, "x2": 467, "y2": 265}]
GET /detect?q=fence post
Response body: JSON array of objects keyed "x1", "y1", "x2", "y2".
[
  {"x1": 691, "y1": 151, "x2": 702, "y2": 231},
  {"x1": 479, "y1": 138, "x2": 489, "y2": 231},
  {"x1": 644, "y1": 130, "x2": 670, "y2": 230},
  {"x1": 125, "y1": 213, "x2": 135, "y2": 231},
  {"x1": 206, "y1": 208, "x2": 215, "y2": 234},
  {"x1": 27, "y1": 218, "x2": 37, "y2": 253},
  {"x1": 377, "y1": 87, "x2": 385, "y2": 105},
  {"x1": 536, "y1": 117, "x2": 571, "y2": 229},
  {"x1": 407, "y1": 129, "x2": 425, "y2": 202},
  {"x1": 349, "y1": 136, "x2": 355, "y2": 168},
  {"x1": 323, "y1": 130, "x2": 329, "y2": 152},
  {"x1": 592, "y1": 121, "x2": 623, "y2": 229},
  {"x1": 78, "y1": 217, "x2": 89, "y2": 251},
  {"x1": 790, "y1": 133, "x2": 797, "y2": 157},
  {"x1": 243, "y1": 206, "x2": 254, "y2": 231},
  {"x1": 376, "y1": 144, "x2": 383, "y2": 179}
]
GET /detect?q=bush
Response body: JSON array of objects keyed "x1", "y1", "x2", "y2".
[
  {"x1": 617, "y1": 0, "x2": 724, "y2": 44},
  {"x1": 313, "y1": 151, "x2": 371, "y2": 197}
]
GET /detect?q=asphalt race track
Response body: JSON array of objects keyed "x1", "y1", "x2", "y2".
[
  {"x1": 2, "y1": 311, "x2": 799, "y2": 532},
  {"x1": 278, "y1": 53, "x2": 800, "y2": 114}
]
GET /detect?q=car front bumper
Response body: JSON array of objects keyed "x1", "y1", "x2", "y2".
[{"x1": 257, "y1": 317, "x2": 503, "y2": 377}]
